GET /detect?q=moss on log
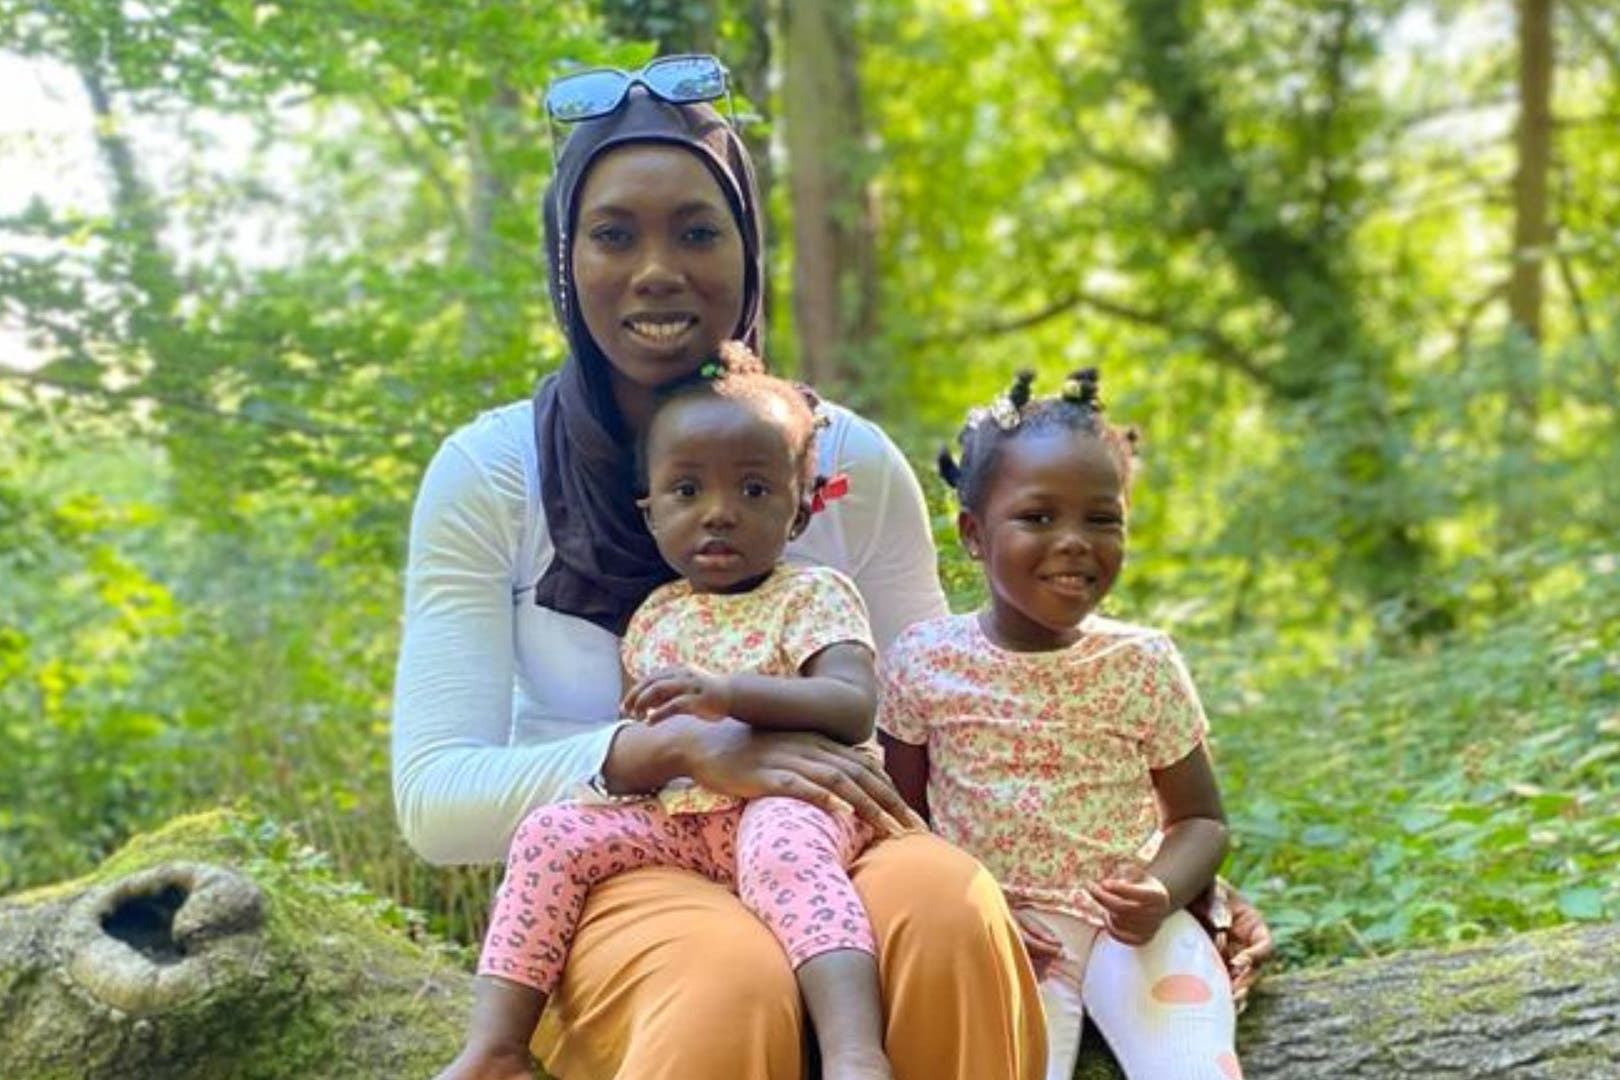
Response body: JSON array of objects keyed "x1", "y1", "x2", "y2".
[
  {"x1": 1075, "y1": 919, "x2": 1620, "y2": 1079},
  {"x1": 4, "y1": 811, "x2": 1616, "y2": 1079},
  {"x1": 0, "y1": 811, "x2": 471, "y2": 1080}
]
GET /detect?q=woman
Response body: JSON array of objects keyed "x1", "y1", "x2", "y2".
[{"x1": 393, "y1": 77, "x2": 1046, "y2": 1078}]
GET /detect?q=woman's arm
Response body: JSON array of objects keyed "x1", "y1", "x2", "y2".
[
  {"x1": 392, "y1": 435, "x2": 633, "y2": 864},
  {"x1": 819, "y1": 409, "x2": 949, "y2": 651}
]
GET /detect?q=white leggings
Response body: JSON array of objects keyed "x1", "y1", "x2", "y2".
[{"x1": 1031, "y1": 908, "x2": 1242, "y2": 1080}]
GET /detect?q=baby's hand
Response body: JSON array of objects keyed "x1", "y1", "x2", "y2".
[
  {"x1": 622, "y1": 665, "x2": 733, "y2": 722},
  {"x1": 1010, "y1": 905, "x2": 1066, "y2": 979},
  {"x1": 1087, "y1": 866, "x2": 1172, "y2": 947}
]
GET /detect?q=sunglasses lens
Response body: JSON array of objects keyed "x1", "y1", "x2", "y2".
[
  {"x1": 546, "y1": 69, "x2": 630, "y2": 121},
  {"x1": 643, "y1": 55, "x2": 727, "y2": 103}
]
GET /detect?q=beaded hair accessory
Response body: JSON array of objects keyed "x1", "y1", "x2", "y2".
[{"x1": 965, "y1": 398, "x2": 1019, "y2": 433}]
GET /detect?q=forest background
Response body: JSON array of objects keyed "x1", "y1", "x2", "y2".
[{"x1": 1, "y1": 0, "x2": 1616, "y2": 971}]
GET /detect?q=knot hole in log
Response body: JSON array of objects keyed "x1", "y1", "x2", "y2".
[
  {"x1": 102, "y1": 882, "x2": 189, "y2": 963},
  {"x1": 60, "y1": 862, "x2": 267, "y2": 1015}
]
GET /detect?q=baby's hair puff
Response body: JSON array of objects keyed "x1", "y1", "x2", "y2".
[
  {"x1": 938, "y1": 367, "x2": 1141, "y2": 513},
  {"x1": 640, "y1": 340, "x2": 829, "y2": 495}
]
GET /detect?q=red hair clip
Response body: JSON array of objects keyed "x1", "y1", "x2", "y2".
[{"x1": 810, "y1": 472, "x2": 849, "y2": 514}]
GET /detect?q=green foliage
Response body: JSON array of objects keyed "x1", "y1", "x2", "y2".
[
  {"x1": 2, "y1": 0, "x2": 1617, "y2": 972},
  {"x1": 1207, "y1": 550, "x2": 1620, "y2": 964}
]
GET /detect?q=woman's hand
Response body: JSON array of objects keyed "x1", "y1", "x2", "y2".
[
  {"x1": 622, "y1": 665, "x2": 732, "y2": 722},
  {"x1": 1217, "y1": 883, "x2": 1274, "y2": 1011},
  {"x1": 1191, "y1": 879, "x2": 1274, "y2": 1011},
  {"x1": 677, "y1": 717, "x2": 923, "y2": 837}
]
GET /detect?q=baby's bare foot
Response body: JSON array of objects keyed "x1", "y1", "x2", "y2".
[
  {"x1": 820, "y1": 1048, "x2": 895, "y2": 1080},
  {"x1": 431, "y1": 1044, "x2": 535, "y2": 1080}
]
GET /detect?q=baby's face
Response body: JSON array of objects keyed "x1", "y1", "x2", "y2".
[{"x1": 639, "y1": 395, "x2": 807, "y2": 594}]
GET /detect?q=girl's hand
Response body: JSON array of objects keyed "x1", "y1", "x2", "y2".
[
  {"x1": 622, "y1": 666, "x2": 732, "y2": 722},
  {"x1": 1087, "y1": 867, "x2": 1172, "y2": 947},
  {"x1": 677, "y1": 717, "x2": 923, "y2": 836},
  {"x1": 1009, "y1": 906, "x2": 1066, "y2": 979}
]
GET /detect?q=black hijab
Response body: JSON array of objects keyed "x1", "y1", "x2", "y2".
[{"x1": 531, "y1": 90, "x2": 765, "y2": 635}]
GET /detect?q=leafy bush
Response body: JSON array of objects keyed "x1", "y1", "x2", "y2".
[{"x1": 1204, "y1": 547, "x2": 1620, "y2": 966}]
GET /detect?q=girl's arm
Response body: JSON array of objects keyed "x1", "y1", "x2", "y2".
[
  {"x1": 727, "y1": 642, "x2": 876, "y2": 744},
  {"x1": 1087, "y1": 742, "x2": 1228, "y2": 945},
  {"x1": 623, "y1": 642, "x2": 877, "y2": 746},
  {"x1": 1144, "y1": 742, "x2": 1229, "y2": 909},
  {"x1": 878, "y1": 733, "x2": 930, "y2": 823}
]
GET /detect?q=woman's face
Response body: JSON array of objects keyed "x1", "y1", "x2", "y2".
[{"x1": 570, "y1": 144, "x2": 747, "y2": 409}]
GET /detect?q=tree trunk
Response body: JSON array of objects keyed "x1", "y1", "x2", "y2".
[
  {"x1": 8, "y1": 811, "x2": 1616, "y2": 1079},
  {"x1": 1123, "y1": 0, "x2": 1425, "y2": 611},
  {"x1": 12, "y1": 816, "x2": 1620, "y2": 1075},
  {"x1": 1076, "y1": 919, "x2": 1620, "y2": 1079},
  {"x1": 463, "y1": 79, "x2": 521, "y2": 361},
  {"x1": 780, "y1": 0, "x2": 877, "y2": 392},
  {"x1": 73, "y1": 48, "x2": 229, "y2": 518},
  {"x1": 599, "y1": 0, "x2": 717, "y2": 54},
  {"x1": 1500, "y1": 0, "x2": 1555, "y2": 549},
  {"x1": 732, "y1": 0, "x2": 779, "y2": 345},
  {"x1": 0, "y1": 812, "x2": 468, "y2": 1080},
  {"x1": 1508, "y1": 0, "x2": 1555, "y2": 343}
]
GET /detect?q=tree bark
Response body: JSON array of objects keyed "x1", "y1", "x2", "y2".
[
  {"x1": 599, "y1": 0, "x2": 717, "y2": 54},
  {"x1": 1500, "y1": 0, "x2": 1555, "y2": 550},
  {"x1": 463, "y1": 78, "x2": 522, "y2": 361},
  {"x1": 7, "y1": 812, "x2": 1616, "y2": 1079},
  {"x1": 1509, "y1": 0, "x2": 1555, "y2": 343},
  {"x1": 1076, "y1": 919, "x2": 1620, "y2": 1078},
  {"x1": 780, "y1": 0, "x2": 877, "y2": 392},
  {"x1": 0, "y1": 812, "x2": 468, "y2": 1080}
]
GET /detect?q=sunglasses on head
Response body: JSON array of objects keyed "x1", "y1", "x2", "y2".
[{"x1": 544, "y1": 54, "x2": 735, "y2": 135}]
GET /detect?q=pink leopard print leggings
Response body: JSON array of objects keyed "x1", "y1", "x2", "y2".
[{"x1": 479, "y1": 796, "x2": 876, "y2": 994}]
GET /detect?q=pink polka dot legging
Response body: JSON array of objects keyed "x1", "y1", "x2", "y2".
[{"x1": 479, "y1": 796, "x2": 876, "y2": 994}]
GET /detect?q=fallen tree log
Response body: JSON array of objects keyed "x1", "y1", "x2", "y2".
[
  {"x1": 1075, "y1": 916, "x2": 1620, "y2": 1079},
  {"x1": 0, "y1": 811, "x2": 471, "y2": 1080},
  {"x1": 2, "y1": 812, "x2": 1615, "y2": 1079}
]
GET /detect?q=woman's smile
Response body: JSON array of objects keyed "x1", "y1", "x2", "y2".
[{"x1": 624, "y1": 311, "x2": 699, "y2": 347}]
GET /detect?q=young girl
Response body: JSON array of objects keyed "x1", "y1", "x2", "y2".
[
  {"x1": 879, "y1": 369, "x2": 1242, "y2": 1080},
  {"x1": 436, "y1": 343, "x2": 898, "y2": 1080}
]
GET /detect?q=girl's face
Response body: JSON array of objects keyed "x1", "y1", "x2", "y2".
[
  {"x1": 959, "y1": 429, "x2": 1128, "y2": 651},
  {"x1": 638, "y1": 395, "x2": 810, "y2": 594},
  {"x1": 571, "y1": 144, "x2": 746, "y2": 426}
]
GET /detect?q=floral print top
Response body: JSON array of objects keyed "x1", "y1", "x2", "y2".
[
  {"x1": 878, "y1": 612, "x2": 1208, "y2": 920},
  {"x1": 623, "y1": 563, "x2": 877, "y2": 815}
]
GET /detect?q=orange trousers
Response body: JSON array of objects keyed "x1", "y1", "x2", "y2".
[{"x1": 530, "y1": 831, "x2": 1046, "y2": 1079}]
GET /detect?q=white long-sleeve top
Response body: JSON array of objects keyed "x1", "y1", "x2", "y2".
[{"x1": 391, "y1": 397, "x2": 948, "y2": 865}]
